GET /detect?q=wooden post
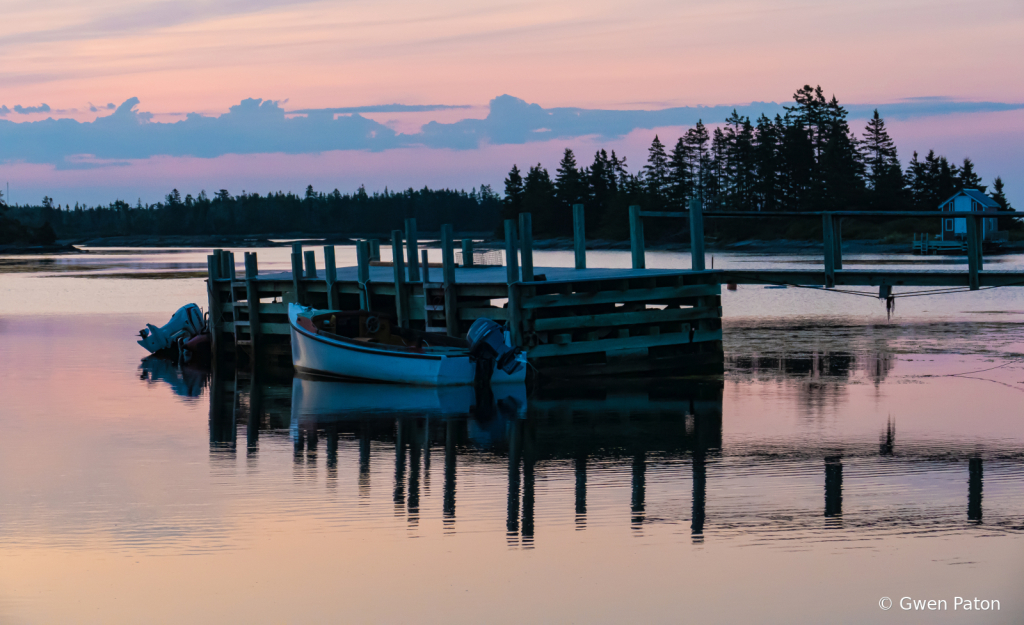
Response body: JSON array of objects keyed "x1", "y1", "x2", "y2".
[
  {"x1": 207, "y1": 254, "x2": 222, "y2": 357},
  {"x1": 391, "y1": 230, "x2": 408, "y2": 327},
  {"x1": 519, "y1": 212, "x2": 534, "y2": 282},
  {"x1": 441, "y1": 224, "x2": 458, "y2": 337},
  {"x1": 290, "y1": 243, "x2": 304, "y2": 305},
  {"x1": 369, "y1": 239, "x2": 380, "y2": 261},
  {"x1": 227, "y1": 251, "x2": 237, "y2": 281},
  {"x1": 689, "y1": 198, "x2": 705, "y2": 271},
  {"x1": 461, "y1": 239, "x2": 474, "y2": 268},
  {"x1": 508, "y1": 282, "x2": 523, "y2": 348},
  {"x1": 833, "y1": 217, "x2": 843, "y2": 270},
  {"x1": 405, "y1": 218, "x2": 420, "y2": 282},
  {"x1": 629, "y1": 205, "x2": 645, "y2": 269},
  {"x1": 303, "y1": 250, "x2": 317, "y2": 279},
  {"x1": 421, "y1": 249, "x2": 431, "y2": 283},
  {"x1": 244, "y1": 252, "x2": 261, "y2": 364},
  {"x1": 504, "y1": 219, "x2": 519, "y2": 284},
  {"x1": 967, "y1": 214, "x2": 981, "y2": 290},
  {"x1": 573, "y1": 204, "x2": 586, "y2": 270},
  {"x1": 357, "y1": 240, "x2": 371, "y2": 310},
  {"x1": 324, "y1": 245, "x2": 338, "y2": 309},
  {"x1": 822, "y1": 213, "x2": 836, "y2": 288}
]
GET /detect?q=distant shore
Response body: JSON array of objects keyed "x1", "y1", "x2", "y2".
[{"x1": 48, "y1": 233, "x2": 1024, "y2": 255}]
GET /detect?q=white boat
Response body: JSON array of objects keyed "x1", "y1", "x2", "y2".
[{"x1": 288, "y1": 304, "x2": 527, "y2": 386}]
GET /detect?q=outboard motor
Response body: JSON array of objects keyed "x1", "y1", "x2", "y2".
[
  {"x1": 138, "y1": 303, "x2": 206, "y2": 354},
  {"x1": 467, "y1": 318, "x2": 523, "y2": 376}
]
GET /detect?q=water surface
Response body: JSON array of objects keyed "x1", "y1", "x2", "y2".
[{"x1": 0, "y1": 248, "x2": 1022, "y2": 623}]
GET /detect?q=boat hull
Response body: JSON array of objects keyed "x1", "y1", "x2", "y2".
[{"x1": 288, "y1": 304, "x2": 526, "y2": 386}]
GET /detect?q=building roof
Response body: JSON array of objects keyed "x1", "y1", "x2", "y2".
[{"x1": 941, "y1": 188, "x2": 1000, "y2": 208}]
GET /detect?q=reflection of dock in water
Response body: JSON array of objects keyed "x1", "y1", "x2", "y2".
[{"x1": 198, "y1": 365, "x2": 1022, "y2": 546}]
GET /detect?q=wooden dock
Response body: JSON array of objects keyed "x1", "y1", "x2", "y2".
[{"x1": 206, "y1": 202, "x2": 1024, "y2": 379}]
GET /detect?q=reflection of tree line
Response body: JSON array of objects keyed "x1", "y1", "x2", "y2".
[
  {"x1": 195, "y1": 365, "x2": 1008, "y2": 544},
  {"x1": 728, "y1": 350, "x2": 895, "y2": 383}
]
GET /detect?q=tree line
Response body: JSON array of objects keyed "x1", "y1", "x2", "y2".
[
  {"x1": 5, "y1": 185, "x2": 503, "y2": 239},
  {"x1": 503, "y1": 85, "x2": 1016, "y2": 239}
]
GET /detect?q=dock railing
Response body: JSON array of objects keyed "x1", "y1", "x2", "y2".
[{"x1": 632, "y1": 202, "x2": 990, "y2": 290}]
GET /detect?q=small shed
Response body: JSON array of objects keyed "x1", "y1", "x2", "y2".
[{"x1": 940, "y1": 188, "x2": 1001, "y2": 241}]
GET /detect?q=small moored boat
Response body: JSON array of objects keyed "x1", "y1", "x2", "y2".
[{"x1": 288, "y1": 304, "x2": 526, "y2": 386}]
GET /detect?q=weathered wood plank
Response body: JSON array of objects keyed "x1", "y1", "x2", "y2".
[
  {"x1": 519, "y1": 212, "x2": 534, "y2": 282},
  {"x1": 223, "y1": 321, "x2": 291, "y2": 334},
  {"x1": 521, "y1": 284, "x2": 721, "y2": 308},
  {"x1": 532, "y1": 306, "x2": 722, "y2": 331},
  {"x1": 528, "y1": 327, "x2": 721, "y2": 358}
]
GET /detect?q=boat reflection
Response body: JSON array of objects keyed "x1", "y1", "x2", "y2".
[{"x1": 139, "y1": 355, "x2": 209, "y2": 398}]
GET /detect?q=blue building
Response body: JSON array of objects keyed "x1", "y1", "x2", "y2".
[{"x1": 940, "y1": 188, "x2": 1001, "y2": 241}]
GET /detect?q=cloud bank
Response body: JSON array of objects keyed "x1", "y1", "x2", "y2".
[{"x1": 1, "y1": 95, "x2": 1022, "y2": 168}]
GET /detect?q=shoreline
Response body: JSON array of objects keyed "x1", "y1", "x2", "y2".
[{"x1": 49, "y1": 233, "x2": 1024, "y2": 255}]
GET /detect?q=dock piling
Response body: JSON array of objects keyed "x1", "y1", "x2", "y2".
[
  {"x1": 822, "y1": 213, "x2": 836, "y2": 288},
  {"x1": 573, "y1": 204, "x2": 586, "y2": 270},
  {"x1": 441, "y1": 224, "x2": 458, "y2": 337},
  {"x1": 324, "y1": 246, "x2": 338, "y2": 309},
  {"x1": 405, "y1": 218, "x2": 420, "y2": 282},
  {"x1": 303, "y1": 250, "x2": 317, "y2": 279},
  {"x1": 356, "y1": 240, "x2": 371, "y2": 310},
  {"x1": 519, "y1": 212, "x2": 534, "y2": 282},
  {"x1": 833, "y1": 217, "x2": 843, "y2": 270},
  {"x1": 244, "y1": 252, "x2": 261, "y2": 364},
  {"x1": 461, "y1": 239, "x2": 474, "y2": 268},
  {"x1": 392, "y1": 230, "x2": 409, "y2": 327},
  {"x1": 966, "y1": 215, "x2": 981, "y2": 290},
  {"x1": 504, "y1": 219, "x2": 519, "y2": 284},
  {"x1": 689, "y1": 198, "x2": 705, "y2": 271},
  {"x1": 206, "y1": 254, "x2": 222, "y2": 358},
  {"x1": 421, "y1": 249, "x2": 431, "y2": 283},
  {"x1": 369, "y1": 239, "x2": 381, "y2": 261},
  {"x1": 290, "y1": 243, "x2": 305, "y2": 304},
  {"x1": 629, "y1": 205, "x2": 645, "y2": 269}
]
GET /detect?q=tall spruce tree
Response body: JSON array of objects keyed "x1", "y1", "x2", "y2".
[
  {"x1": 553, "y1": 148, "x2": 586, "y2": 235},
  {"x1": 642, "y1": 135, "x2": 670, "y2": 209},
  {"x1": 503, "y1": 164, "x2": 525, "y2": 222},
  {"x1": 958, "y1": 157, "x2": 985, "y2": 192}
]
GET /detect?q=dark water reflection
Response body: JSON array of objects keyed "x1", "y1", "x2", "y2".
[{"x1": 186, "y1": 360, "x2": 1024, "y2": 547}]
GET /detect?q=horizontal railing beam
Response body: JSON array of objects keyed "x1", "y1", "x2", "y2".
[
  {"x1": 639, "y1": 210, "x2": 991, "y2": 219},
  {"x1": 521, "y1": 284, "x2": 720, "y2": 309},
  {"x1": 532, "y1": 305, "x2": 722, "y2": 332},
  {"x1": 527, "y1": 327, "x2": 722, "y2": 359}
]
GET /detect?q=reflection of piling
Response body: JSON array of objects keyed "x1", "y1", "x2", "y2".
[
  {"x1": 880, "y1": 418, "x2": 895, "y2": 456},
  {"x1": 394, "y1": 420, "x2": 407, "y2": 512},
  {"x1": 443, "y1": 419, "x2": 458, "y2": 526},
  {"x1": 522, "y1": 439, "x2": 535, "y2": 548},
  {"x1": 631, "y1": 451, "x2": 646, "y2": 529},
  {"x1": 507, "y1": 419, "x2": 523, "y2": 543},
  {"x1": 968, "y1": 457, "x2": 983, "y2": 523},
  {"x1": 691, "y1": 451, "x2": 706, "y2": 541},
  {"x1": 825, "y1": 456, "x2": 843, "y2": 519},
  {"x1": 358, "y1": 425, "x2": 371, "y2": 498},
  {"x1": 246, "y1": 367, "x2": 261, "y2": 454},
  {"x1": 408, "y1": 422, "x2": 422, "y2": 525},
  {"x1": 325, "y1": 423, "x2": 339, "y2": 472},
  {"x1": 575, "y1": 454, "x2": 587, "y2": 529}
]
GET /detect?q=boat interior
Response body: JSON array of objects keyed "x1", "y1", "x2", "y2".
[{"x1": 297, "y1": 309, "x2": 472, "y2": 353}]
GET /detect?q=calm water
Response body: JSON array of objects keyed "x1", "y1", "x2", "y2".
[{"x1": 1, "y1": 247, "x2": 1023, "y2": 623}]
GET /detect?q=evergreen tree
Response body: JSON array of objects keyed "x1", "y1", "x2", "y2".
[
  {"x1": 642, "y1": 135, "x2": 670, "y2": 208},
  {"x1": 990, "y1": 176, "x2": 1019, "y2": 231},
  {"x1": 553, "y1": 148, "x2": 586, "y2": 235},
  {"x1": 503, "y1": 164, "x2": 525, "y2": 222},
  {"x1": 668, "y1": 137, "x2": 692, "y2": 208},
  {"x1": 522, "y1": 164, "x2": 556, "y2": 236},
  {"x1": 683, "y1": 121, "x2": 711, "y2": 208},
  {"x1": 958, "y1": 157, "x2": 985, "y2": 192},
  {"x1": 861, "y1": 110, "x2": 905, "y2": 210}
]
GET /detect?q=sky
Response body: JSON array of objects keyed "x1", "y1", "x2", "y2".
[{"x1": 1, "y1": 0, "x2": 1022, "y2": 207}]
